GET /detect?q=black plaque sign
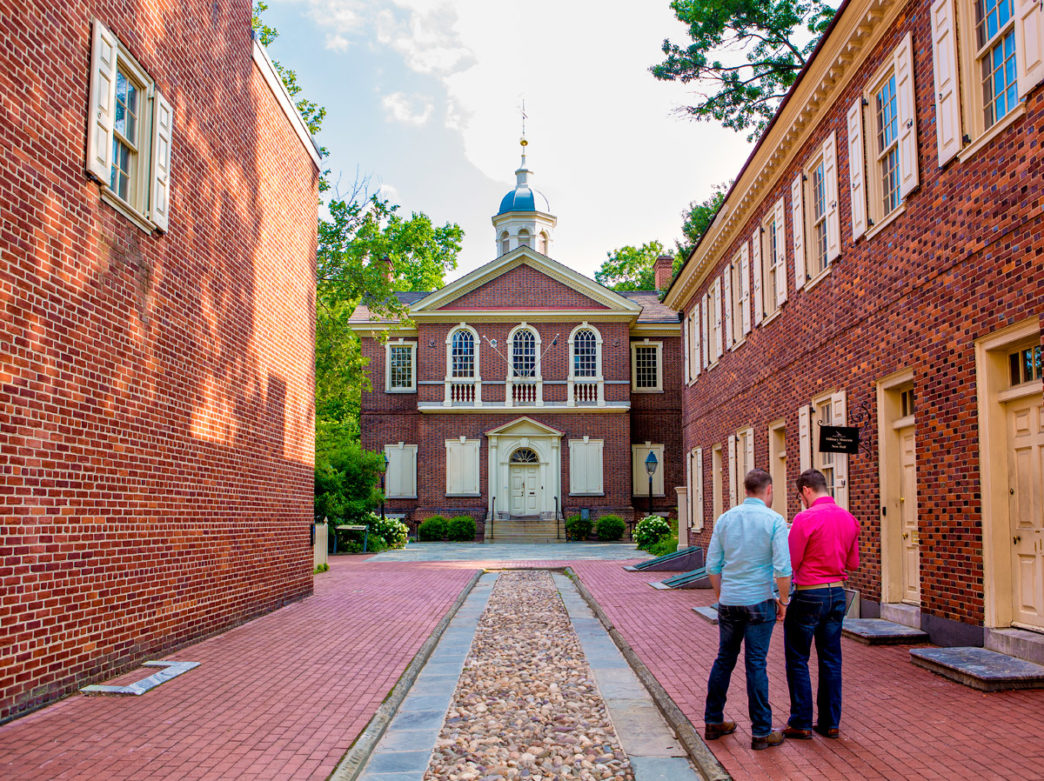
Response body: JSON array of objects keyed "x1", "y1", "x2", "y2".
[{"x1": 819, "y1": 425, "x2": 860, "y2": 454}]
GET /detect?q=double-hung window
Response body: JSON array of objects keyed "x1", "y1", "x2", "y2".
[
  {"x1": 793, "y1": 133, "x2": 840, "y2": 288},
  {"x1": 386, "y1": 341, "x2": 416, "y2": 392},
  {"x1": 86, "y1": 20, "x2": 172, "y2": 232},
  {"x1": 568, "y1": 325, "x2": 603, "y2": 406},
  {"x1": 759, "y1": 197, "x2": 787, "y2": 318},
  {"x1": 631, "y1": 340, "x2": 663, "y2": 392},
  {"x1": 977, "y1": 0, "x2": 1019, "y2": 128},
  {"x1": 445, "y1": 326, "x2": 480, "y2": 405},
  {"x1": 507, "y1": 325, "x2": 541, "y2": 406}
]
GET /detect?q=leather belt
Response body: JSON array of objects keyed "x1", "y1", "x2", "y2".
[{"x1": 795, "y1": 581, "x2": 845, "y2": 590}]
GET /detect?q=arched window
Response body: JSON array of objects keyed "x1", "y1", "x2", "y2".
[
  {"x1": 451, "y1": 328, "x2": 475, "y2": 378},
  {"x1": 511, "y1": 328, "x2": 536, "y2": 377},
  {"x1": 500, "y1": 231, "x2": 510, "y2": 256},
  {"x1": 517, "y1": 228, "x2": 530, "y2": 248},
  {"x1": 510, "y1": 447, "x2": 539, "y2": 464},
  {"x1": 573, "y1": 328, "x2": 598, "y2": 377},
  {"x1": 539, "y1": 231, "x2": 549, "y2": 254}
]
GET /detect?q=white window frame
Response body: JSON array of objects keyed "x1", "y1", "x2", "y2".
[
  {"x1": 759, "y1": 206, "x2": 784, "y2": 320},
  {"x1": 445, "y1": 437, "x2": 481, "y2": 496},
  {"x1": 568, "y1": 323, "x2": 604, "y2": 406},
  {"x1": 632, "y1": 442, "x2": 665, "y2": 497},
  {"x1": 385, "y1": 340, "x2": 417, "y2": 393},
  {"x1": 631, "y1": 339, "x2": 663, "y2": 392},
  {"x1": 688, "y1": 447, "x2": 705, "y2": 531},
  {"x1": 800, "y1": 132, "x2": 840, "y2": 287},
  {"x1": 808, "y1": 390, "x2": 850, "y2": 510},
  {"x1": 86, "y1": 20, "x2": 172, "y2": 233},
  {"x1": 507, "y1": 323, "x2": 542, "y2": 407},
  {"x1": 711, "y1": 443, "x2": 723, "y2": 521},
  {"x1": 445, "y1": 323, "x2": 481, "y2": 406},
  {"x1": 569, "y1": 437, "x2": 605, "y2": 496},
  {"x1": 384, "y1": 442, "x2": 418, "y2": 499}
]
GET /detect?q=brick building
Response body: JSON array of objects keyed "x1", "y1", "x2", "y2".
[
  {"x1": 351, "y1": 146, "x2": 682, "y2": 537},
  {"x1": 0, "y1": 3, "x2": 319, "y2": 722},
  {"x1": 664, "y1": 0, "x2": 1043, "y2": 650}
]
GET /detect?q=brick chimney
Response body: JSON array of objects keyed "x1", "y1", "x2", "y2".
[{"x1": 653, "y1": 255, "x2": 674, "y2": 291}]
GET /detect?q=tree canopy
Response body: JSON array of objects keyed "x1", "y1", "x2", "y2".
[
  {"x1": 676, "y1": 181, "x2": 730, "y2": 259},
  {"x1": 651, "y1": 0, "x2": 836, "y2": 139},
  {"x1": 594, "y1": 241, "x2": 671, "y2": 292}
]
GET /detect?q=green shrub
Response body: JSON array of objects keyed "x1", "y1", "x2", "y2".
[
  {"x1": 418, "y1": 515, "x2": 448, "y2": 542},
  {"x1": 646, "y1": 534, "x2": 679, "y2": 558},
  {"x1": 634, "y1": 515, "x2": 672, "y2": 549},
  {"x1": 369, "y1": 513, "x2": 409, "y2": 549},
  {"x1": 313, "y1": 562, "x2": 329, "y2": 574},
  {"x1": 565, "y1": 514, "x2": 593, "y2": 541},
  {"x1": 447, "y1": 515, "x2": 476, "y2": 542},
  {"x1": 314, "y1": 440, "x2": 384, "y2": 526},
  {"x1": 595, "y1": 514, "x2": 625, "y2": 541}
]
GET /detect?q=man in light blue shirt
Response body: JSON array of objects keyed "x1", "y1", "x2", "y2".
[{"x1": 704, "y1": 468, "x2": 792, "y2": 751}]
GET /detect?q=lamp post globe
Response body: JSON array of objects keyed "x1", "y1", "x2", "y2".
[{"x1": 644, "y1": 451, "x2": 659, "y2": 519}]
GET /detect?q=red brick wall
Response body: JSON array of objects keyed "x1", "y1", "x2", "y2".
[
  {"x1": 442, "y1": 263, "x2": 611, "y2": 310},
  {"x1": 0, "y1": 2, "x2": 318, "y2": 722},
  {"x1": 677, "y1": 0, "x2": 1043, "y2": 631}
]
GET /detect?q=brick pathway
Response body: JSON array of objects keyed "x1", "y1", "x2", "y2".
[
  {"x1": 2, "y1": 553, "x2": 1042, "y2": 780},
  {"x1": 572, "y1": 561, "x2": 1044, "y2": 781}
]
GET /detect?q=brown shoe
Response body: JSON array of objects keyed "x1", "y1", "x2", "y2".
[
  {"x1": 751, "y1": 730, "x2": 785, "y2": 750},
  {"x1": 813, "y1": 724, "x2": 840, "y2": 739},
  {"x1": 704, "y1": 721, "x2": 737, "y2": 740},
  {"x1": 782, "y1": 725, "x2": 813, "y2": 740}
]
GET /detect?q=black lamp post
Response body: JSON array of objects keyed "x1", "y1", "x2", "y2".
[
  {"x1": 380, "y1": 453, "x2": 389, "y2": 521},
  {"x1": 644, "y1": 451, "x2": 658, "y2": 518}
]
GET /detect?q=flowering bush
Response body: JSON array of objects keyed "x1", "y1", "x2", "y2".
[
  {"x1": 633, "y1": 515, "x2": 672, "y2": 549},
  {"x1": 369, "y1": 513, "x2": 409, "y2": 549}
]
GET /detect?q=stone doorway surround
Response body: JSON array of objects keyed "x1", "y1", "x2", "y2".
[{"x1": 485, "y1": 416, "x2": 563, "y2": 520}]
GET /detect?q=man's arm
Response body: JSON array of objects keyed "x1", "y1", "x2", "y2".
[
  {"x1": 709, "y1": 573, "x2": 722, "y2": 602},
  {"x1": 845, "y1": 514, "x2": 860, "y2": 572},
  {"x1": 788, "y1": 514, "x2": 809, "y2": 582},
  {"x1": 772, "y1": 516, "x2": 793, "y2": 619},
  {"x1": 706, "y1": 520, "x2": 725, "y2": 602}
]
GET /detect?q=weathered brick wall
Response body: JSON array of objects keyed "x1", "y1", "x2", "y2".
[
  {"x1": 678, "y1": 0, "x2": 1043, "y2": 631},
  {"x1": 442, "y1": 263, "x2": 611, "y2": 311},
  {"x1": 0, "y1": 1, "x2": 317, "y2": 722}
]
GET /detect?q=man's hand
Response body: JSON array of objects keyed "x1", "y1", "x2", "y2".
[{"x1": 775, "y1": 599, "x2": 787, "y2": 621}]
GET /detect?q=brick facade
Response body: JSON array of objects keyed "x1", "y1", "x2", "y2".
[
  {"x1": 354, "y1": 253, "x2": 682, "y2": 529},
  {"x1": 665, "y1": 0, "x2": 1043, "y2": 646},
  {"x1": 0, "y1": 2, "x2": 318, "y2": 722}
]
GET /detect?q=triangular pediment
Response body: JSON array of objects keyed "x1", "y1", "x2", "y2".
[
  {"x1": 410, "y1": 247, "x2": 642, "y2": 316},
  {"x1": 484, "y1": 416, "x2": 564, "y2": 439}
]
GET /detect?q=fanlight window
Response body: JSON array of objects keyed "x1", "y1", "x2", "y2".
[
  {"x1": 451, "y1": 329, "x2": 475, "y2": 378},
  {"x1": 512, "y1": 329, "x2": 536, "y2": 377},
  {"x1": 573, "y1": 329, "x2": 597, "y2": 377},
  {"x1": 510, "y1": 448, "x2": 539, "y2": 464}
]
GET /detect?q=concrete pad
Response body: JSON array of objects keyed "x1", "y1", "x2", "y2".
[
  {"x1": 374, "y1": 726, "x2": 442, "y2": 751},
  {"x1": 397, "y1": 693, "x2": 454, "y2": 713},
  {"x1": 910, "y1": 647, "x2": 1044, "y2": 691},
  {"x1": 842, "y1": 618, "x2": 928, "y2": 645},
  {"x1": 629, "y1": 755, "x2": 702, "y2": 780},
  {"x1": 692, "y1": 605, "x2": 718, "y2": 625},
  {"x1": 607, "y1": 700, "x2": 686, "y2": 757},
  {"x1": 363, "y1": 750, "x2": 432, "y2": 774}
]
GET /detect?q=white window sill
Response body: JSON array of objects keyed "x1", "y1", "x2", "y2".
[
  {"x1": 803, "y1": 264, "x2": 834, "y2": 293},
  {"x1": 761, "y1": 309, "x2": 782, "y2": 328},
  {"x1": 864, "y1": 202, "x2": 907, "y2": 242},
  {"x1": 569, "y1": 492, "x2": 605, "y2": 498},
  {"x1": 385, "y1": 495, "x2": 417, "y2": 500},
  {"x1": 632, "y1": 388, "x2": 664, "y2": 394},
  {"x1": 446, "y1": 493, "x2": 481, "y2": 498},
  {"x1": 957, "y1": 104, "x2": 1026, "y2": 164},
  {"x1": 730, "y1": 337, "x2": 747, "y2": 351},
  {"x1": 386, "y1": 388, "x2": 417, "y2": 394},
  {"x1": 100, "y1": 187, "x2": 158, "y2": 235}
]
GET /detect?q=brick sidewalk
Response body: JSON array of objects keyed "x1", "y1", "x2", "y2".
[
  {"x1": 0, "y1": 558, "x2": 476, "y2": 780},
  {"x1": 572, "y1": 561, "x2": 1044, "y2": 780}
]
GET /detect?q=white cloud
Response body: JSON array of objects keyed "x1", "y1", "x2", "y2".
[{"x1": 381, "y1": 92, "x2": 434, "y2": 125}]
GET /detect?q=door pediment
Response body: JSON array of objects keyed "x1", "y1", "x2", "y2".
[{"x1": 485, "y1": 416, "x2": 564, "y2": 439}]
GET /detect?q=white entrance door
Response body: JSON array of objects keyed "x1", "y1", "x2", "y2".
[
  {"x1": 509, "y1": 465, "x2": 540, "y2": 516},
  {"x1": 898, "y1": 425, "x2": 920, "y2": 604},
  {"x1": 1008, "y1": 396, "x2": 1044, "y2": 630}
]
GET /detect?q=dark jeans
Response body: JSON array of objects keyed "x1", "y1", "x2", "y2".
[
  {"x1": 783, "y1": 586, "x2": 847, "y2": 730},
  {"x1": 704, "y1": 598, "x2": 777, "y2": 738}
]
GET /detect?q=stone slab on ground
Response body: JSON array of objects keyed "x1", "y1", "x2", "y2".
[
  {"x1": 909, "y1": 647, "x2": 1044, "y2": 691},
  {"x1": 842, "y1": 618, "x2": 929, "y2": 645},
  {"x1": 649, "y1": 568, "x2": 711, "y2": 590},
  {"x1": 692, "y1": 606, "x2": 719, "y2": 625},
  {"x1": 623, "y1": 547, "x2": 704, "y2": 573}
]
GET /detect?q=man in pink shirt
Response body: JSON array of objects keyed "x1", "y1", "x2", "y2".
[{"x1": 782, "y1": 468, "x2": 859, "y2": 741}]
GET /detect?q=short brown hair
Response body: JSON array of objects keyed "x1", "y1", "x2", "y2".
[
  {"x1": 796, "y1": 468, "x2": 828, "y2": 494},
  {"x1": 744, "y1": 468, "x2": 772, "y2": 495}
]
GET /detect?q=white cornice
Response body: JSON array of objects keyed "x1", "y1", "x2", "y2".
[
  {"x1": 419, "y1": 403, "x2": 631, "y2": 414},
  {"x1": 630, "y1": 323, "x2": 681, "y2": 337},
  {"x1": 664, "y1": 0, "x2": 903, "y2": 309},
  {"x1": 410, "y1": 309, "x2": 638, "y2": 323}
]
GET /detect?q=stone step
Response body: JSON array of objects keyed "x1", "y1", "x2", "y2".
[
  {"x1": 910, "y1": 647, "x2": 1044, "y2": 691},
  {"x1": 692, "y1": 605, "x2": 719, "y2": 625},
  {"x1": 649, "y1": 567, "x2": 711, "y2": 590},
  {"x1": 623, "y1": 546, "x2": 704, "y2": 573},
  {"x1": 842, "y1": 618, "x2": 929, "y2": 645}
]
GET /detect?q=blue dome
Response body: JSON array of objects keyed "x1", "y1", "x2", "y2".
[{"x1": 497, "y1": 185, "x2": 550, "y2": 215}]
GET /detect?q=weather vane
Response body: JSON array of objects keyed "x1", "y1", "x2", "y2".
[{"x1": 520, "y1": 98, "x2": 528, "y2": 147}]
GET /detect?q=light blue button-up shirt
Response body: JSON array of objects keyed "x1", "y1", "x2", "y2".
[{"x1": 706, "y1": 497, "x2": 792, "y2": 606}]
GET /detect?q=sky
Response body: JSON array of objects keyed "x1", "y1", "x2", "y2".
[{"x1": 261, "y1": 0, "x2": 757, "y2": 283}]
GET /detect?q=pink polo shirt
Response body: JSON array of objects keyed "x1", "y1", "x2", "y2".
[{"x1": 789, "y1": 495, "x2": 859, "y2": 586}]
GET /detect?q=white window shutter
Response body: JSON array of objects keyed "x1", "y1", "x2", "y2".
[
  {"x1": 86, "y1": 20, "x2": 118, "y2": 182},
  {"x1": 799, "y1": 405, "x2": 811, "y2": 471},
  {"x1": 691, "y1": 311, "x2": 701, "y2": 377},
  {"x1": 931, "y1": 0, "x2": 963, "y2": 166},
  {"x1": 831, "y1": 391, "x2": 849, "y2": 509},
  {"x1": 824, "y1": 132, "x2": 841, "y2": 262},
  {"x1": 682, "y1": 309, "x2": 690, "y2": 382},
  {"x1": 701, "y1": 297, "x2": 709, "y2": 368},
  {"x1": 791, "y1": 174, "x2": 805, "y2": 290},
  {"x1": 694, "y1": 447, "x2": 704, "y2": 531},
  {"x1": 714, "y1": 282, "x2": 723, "y2": 359},
  {"x1": 722, "y1": 271, "x2": 733, "y2": 349},
  {"x1": 751, "y1": 228, "x2": 764, "y2": 325},
  {"x1": 896, "y1": 33, "x2": 920, "y2": 198},
  {"x1": 740, "y1": 242, "x2": 751, "y2": 335},
  {"x1": 149, "y1": 90, "x2": 173, "y2": 232},
  {"x1": 774, "y1": 197, "x2": 788, "y2": 306},
  {"x1": 745, "y1": 430, "x2": 755, "y2": 473},
  {"x1": 847, "y1": 99, "x2": 867, "y2": 240},
  {"x1": 685, "y1": 448, "x2": 693, "y2": 529},
  {"x1": 728, "y1": 434, "x2": 737, "y2": 507},
  {"x1": 1016, "y1": 0, "x2": 1044, "y2": 98}
]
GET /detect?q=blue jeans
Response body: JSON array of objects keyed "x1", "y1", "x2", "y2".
[
  {"x1": 704, "y1": 598, "x2": 777, "y2": 738},
  {"x1": 783, "y1": 586, "x2": 847, "y2": 730}
]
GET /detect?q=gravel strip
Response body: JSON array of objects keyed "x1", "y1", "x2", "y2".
[{"x1": 425, "y1": 570, "x2": 635, "y2": 781}]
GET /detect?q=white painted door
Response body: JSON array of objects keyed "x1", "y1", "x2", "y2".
[
  {"x1": 1008, "y1": 396, "x2": 1044, "y2": 630},
  {"x1": 509, "y1": 465, "x2": 540, "y2": 516},
  {"x1": 898, "y1": 425, "x2": 920, "y2": 604}
]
